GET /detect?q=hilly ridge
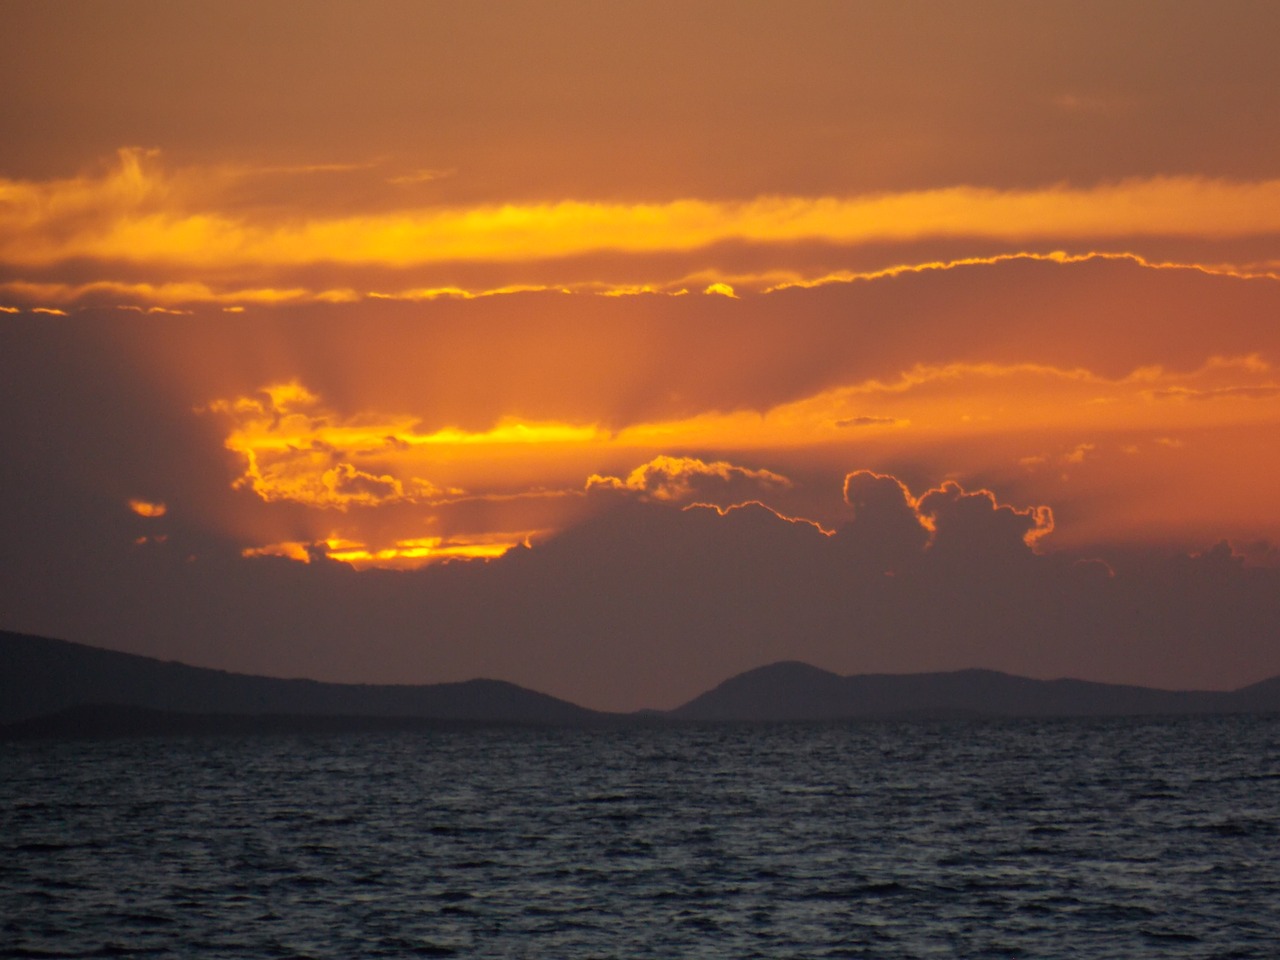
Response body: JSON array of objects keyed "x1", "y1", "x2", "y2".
[
  {"x1": 670, "y1": 660, "x2": 1280, "y2": 721},
  {"x1": 3, "y1": 631, "x2": 1279, "y2": 737},
  {"x1": 0, "y1": 631, "x2": 601, "y2": 729}
]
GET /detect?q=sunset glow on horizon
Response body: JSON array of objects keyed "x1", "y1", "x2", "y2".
[{"x1": 4, "y1": 1, "x2": 1279, "y2": 710}]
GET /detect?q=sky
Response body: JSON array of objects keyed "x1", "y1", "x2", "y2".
[{"x1": 2, "y1": 0, "x2": 1279, "y2": 711}]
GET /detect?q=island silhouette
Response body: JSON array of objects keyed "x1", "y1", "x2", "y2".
[{"x1": 3, "y1": 630, "x2": 1278, "y2": 737}]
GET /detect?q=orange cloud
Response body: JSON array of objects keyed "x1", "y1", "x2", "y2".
[
  {"x1": 242, "y1": 540, "x2": 313, "y2": 563},
  {"x1": 7, "y1": 249, "x2": 1277, "y2": 313},
  {"x1": 128, "y1": 498, "x2": 167, "y2": 518},
  {"x1": 10, "y1": 155, "x2": 1280, "y2": 268},
  {"x1": 323, "y1": 535, "x2": 516, "y2": 569},
  {"x1": 758, "y1": 250, "x2": 1280, "y2": 294},
  {"x1": 187, "y1": 319, "x2": 1278, "y2": 562},
  {"x1": 199, "y1": 349, "x2": 1278, "y2": 538},
  {"x1": 243, "y1": 533, "x2": 521, "y2": 569},
  {"x1": 6, "y1": 151, "x2": 1280, "y2": 311},
  {"x1": 205, "y1": 381, "x2": 606, "y2": 510},
  {"x1": 587, "y1": 455, "x2": 791, "y2": 504},
  {"x1": 613, "y1": 354, "x2": 1280, "y2": 453}
]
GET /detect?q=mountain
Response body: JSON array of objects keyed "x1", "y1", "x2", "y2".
[
  {"x1": 671, "y1": 660, "x2": 1280, "y2": 721},
  {"x1": 5, "y1": 631, "x2": 1280, "y2": 737},
  {"x1": 0, "y1": 631, "x2": 603, "y2": 731}
]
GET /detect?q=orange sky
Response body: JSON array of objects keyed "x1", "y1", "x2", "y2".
[{"x1": 3, "y1": 1, "x2": 1279, "y2": 709}]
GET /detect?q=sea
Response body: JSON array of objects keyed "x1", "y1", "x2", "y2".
[{"x1": 3, "y1": 714, "x2": 1278, "y2": 959}]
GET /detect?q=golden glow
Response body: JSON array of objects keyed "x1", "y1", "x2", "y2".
[
  {"x1": 5, "y1": 248, "x2": 1276, "y2": 311},
  {"x1": 242, "y1": 540, "x2": 312, "y2": 563},
  {"x1": 207, "y1": 382, "x2": 606, "y2": 510},
  {"x1": 128, "y1": 498, "x2": 167, "y2": 518},
  {"x1": 8, "y1": 251, "x2": 1277, "y2": 315},
  {"x1": 325, "y1": 536, "x2": 514, "y2": 569},
  {"x1": 0, "y1": 279, "x2": 326, "y2": 308},
  {"x1": 243, "y1": 533, "x2": 519, "y2": 569},
  {"x1": 11, "y1": 157, "x2": 1280, "y2": 269},
  {"x1": 759, "y1": 250, "x2": 1280, "y2": 293},
  {"x1": 193, "y1": 328, "x2": 1279, "y2": 564},
  {"x1": 5, "y1": 150, "x2": 1280, "y2": 312},
  {"x1": 614, "y1": 355, "x2": 1280, "y2": 452}
]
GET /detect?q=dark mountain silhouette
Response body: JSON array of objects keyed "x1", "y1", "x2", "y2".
[
  {"x1": 0, "y1": 631, "x2": 603, "y2": 731},
  {"x1": 671, "y1": 660, "x2": 1280, "y2": 721},
  {"x1": 4, "y1": 631, "x2": 1279, "y2": 738}
]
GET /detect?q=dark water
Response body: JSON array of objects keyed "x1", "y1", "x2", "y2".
[{"x1": 3, "y1": 715, "x2": 1279, "y2": 959}]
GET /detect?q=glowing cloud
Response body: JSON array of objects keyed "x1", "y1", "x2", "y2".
[
  {"x1": 192, "y1": 346, "x2": 1279, "y2": 563},
  {"x1": 10, "y1": 155, "x2": 1280, "y2": 267},
  {"x1": 6, "y1": 151, "x2": 1280, "y2": 309},
  {"x1": 587, "y1": 455, "x2": 791, "y2": 504},
  {"x1": 205, "y1": 382, "x2": 606, "y2": 510},
  {"x1": 128, "y1": 498, "x2": 167, "y2": 518},
  {"x1": 916, "y1": 481, "x2": 1055, "y2": 555},
  {"x1": 841, "y1": 470, "x2": 1054, "y2": 569},
  {"x1": 242, "y1": 533, "x2": 520, "y2": 569}
]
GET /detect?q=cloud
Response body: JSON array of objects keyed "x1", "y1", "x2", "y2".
[
  {"x1": 203, "y1": 382, "x2": 436, "y2": 509},
  {"x1": 321, "y1": 463, "x2": 409, "y2": 507},
  {"x1": 20, "y1": 467, "x2": 1280, "y2": 711},
  {"x1": 203, "y1": 381, "x2": 600, "y2": 511},
  {"x1": 1064, "y1": 443, "x2": 1096, "y2": 464},
  {"x1": 1150, "y1": 385, "x2": 1280, "y2": 401},
  {"x1": 386, "y1": 168, "x2": 456, "y2": 186},
  {"x1": 834, "y1": 415, "x2": 900, "y2": 428},
  {"x1": 243, "y1": 540, "x2": 313, "y2": 564},
  {"x1": 128, "y1": 498, "x2": 167, "y2": 518},
  {"x1": 243, "y1": 533, "x2": 517, "y2": 570},
  {"x1": 586, "y1": 455, "x2": 791, "y2": 506},
  {"x1": 8, "y1": 256, "x2": 1278, "y2": 563},
  {"x1": 915, "y1": 481, "x2": 1055, "y2": 565},
  {"x1": 838, "y1": 471, "x2": 1053, "y2": 574},
  {"x1": 8, "y1": 249, "x2": 1277, "y2": 312},
  {"x1": 6, "y1": 151, "x2": 1280, "y2": 310},
  {"x1": 13, "y1": 155, "x2": 1280, "y2": 269},
  {"x1": 839, "y1": 470, "x2": 930, "y2": 572}
]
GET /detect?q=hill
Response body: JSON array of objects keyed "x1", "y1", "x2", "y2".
[
  {"x1": 0, "y1": 631, "x2": 602, "y2": 730},
  {"x1": 670, "y1": 660, "x2": 1280, "y2": 721},
  {"x1": 6, "y1": 632, "x2": 1279, "y2": 737}
]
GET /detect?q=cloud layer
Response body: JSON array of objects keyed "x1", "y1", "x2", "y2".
[
  {"x1": 3, "y1": 450, "x2": 1275, "y2": 711},
  {"x1": 5, "y1": 151, "x2": 1280, "y2": 309}
]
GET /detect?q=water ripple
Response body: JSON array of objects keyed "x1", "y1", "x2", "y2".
[{"x1": 3, "y1": 714, "x2": 1279, "y2": 958}]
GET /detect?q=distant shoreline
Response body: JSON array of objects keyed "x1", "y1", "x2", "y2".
[{"x1": 4, "y1": 631, "x2": 1278, "y2": 737}]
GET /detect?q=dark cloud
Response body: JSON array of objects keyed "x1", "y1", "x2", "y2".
[
  {"x1": 3, "y1": 435, "x2": 1277, "y2": 711},
  {"x1": 838, "y1": 470, "x2": 929, "y2": 573},
  {"x1": 916, "y1": 481, "x2": 1055, "y2": 568}
]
